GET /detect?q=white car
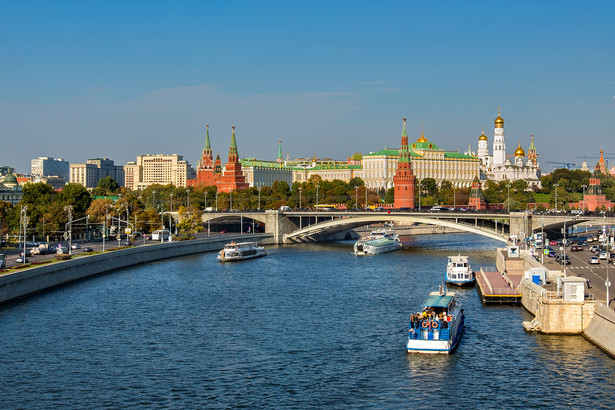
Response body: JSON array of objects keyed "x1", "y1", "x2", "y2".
[
  {"x1": 71, "y1": 243, "x2": 81, "y2": 250},
  {"x1": 599, "y1": 251, "x2": 608, "y2": 260},
  {"x1": 589, "y1": 256, "x2": 600, "y2": 264}
]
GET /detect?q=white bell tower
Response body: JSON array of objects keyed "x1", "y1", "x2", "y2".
[{"x1": 492, "y1": 107, "x2": 506, "y2": 167}]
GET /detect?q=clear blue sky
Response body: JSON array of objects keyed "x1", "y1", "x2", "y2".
[{"x1": 2, "y1": 0, "x2": 614, "y2": 174}]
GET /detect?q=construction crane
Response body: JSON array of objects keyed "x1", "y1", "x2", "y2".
[{"x1": 546, "y1": 161, "x2": 576, "y2": 170}]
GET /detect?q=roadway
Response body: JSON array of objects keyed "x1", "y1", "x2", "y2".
[{"x1": 541, "y1": 245, "x2": 615, "y2": 306}]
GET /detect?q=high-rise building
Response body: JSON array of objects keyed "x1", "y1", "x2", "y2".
[
  {"x1": 124, "y1": 154, "x2": 194, "y2": 190},
  {"x1": 70, "y1": 158, "x2": 125, "y2": 188},
  {"x1": 30, "y1": 156, "x2": 70, "y2": 181}
]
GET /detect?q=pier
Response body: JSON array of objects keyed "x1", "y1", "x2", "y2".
[{"x1": 476, "y1": 267, "x2": 522, "y2": 304}]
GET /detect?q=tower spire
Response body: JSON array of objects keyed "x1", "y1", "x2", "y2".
[
  {"x1": 228, "y1": 125, "x2": 238, "y2": 162},
  {"x1": 277, "y1": 140, "x2": 283, "y2": 162},
  {"x1": 204, "y1": 124, "x2": 211, "y2": 150}
]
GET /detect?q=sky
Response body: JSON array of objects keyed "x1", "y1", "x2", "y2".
[{"x1": 1, "y1": 0, "x2": 614, "y2": 174}]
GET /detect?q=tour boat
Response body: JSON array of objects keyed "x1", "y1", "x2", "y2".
[
  {"x1": 353, "y1": 229, "x2": 402, "y2": 255},
  {"x1": 445, "y1": 255, "x2": 475, "y2": 286},
  {"x1": 407, "y1": 289, "x2": 465, "y2": 354},
  {"x1": 217, "y1": 242, "x2": 266, "y2": 262}
]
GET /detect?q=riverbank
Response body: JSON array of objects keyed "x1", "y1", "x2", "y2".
[{"x1": 0, "y1": 234, "x2": 273, "y2": 305}]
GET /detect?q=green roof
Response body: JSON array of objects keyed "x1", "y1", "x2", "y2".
[
  {"x1": 240, "y1": 159, "x2": 288, "y2": 168},
  {"x1": 309, "y1": 164, "x2": 362, "y2": 171},
  {"x1": 444, "y1": 152, "x2": 475, "y2": 159},
  {"x1": 410, "y1": 141, "x2": 440, "y2": 150},
  {"x1": 421, "y1": 294, "x2": 454, "y2": 308},
  {"x1": 364, "y1": 149, "x2": 400, "y2": 157}
]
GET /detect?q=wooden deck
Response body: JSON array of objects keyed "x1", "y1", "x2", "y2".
[{"x1": 476, "y1": 268, "x2": 522, "y2": 305}]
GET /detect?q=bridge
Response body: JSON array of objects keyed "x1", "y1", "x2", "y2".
[{"x1": 198, "y1": 210, "x2": 615, "y2": 244}]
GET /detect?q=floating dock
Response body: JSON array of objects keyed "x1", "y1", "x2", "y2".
[{"x1": 475, "y1": 267, "x2": 522, "y2": 305}]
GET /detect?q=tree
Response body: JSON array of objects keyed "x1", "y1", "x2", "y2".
[
  {"x1": 58, "y1": 183, "x2": 92, "y2": 217},
  {"x1": 93, "y1": 176, "x2": 120, "y2": 196}
]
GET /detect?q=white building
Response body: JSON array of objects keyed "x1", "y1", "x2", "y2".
[
  {"x1": 70, "y1": 158, "x2": 125, "y2": 188},
  {"x1": 30, "y1": 156, "x2": 69, "y2": 182},
  {"x1": 477, "y1": 109, "x2": 541, "y2": 187},
  {"x1": 124, "y1": 154, "x2": 194, "y2": 190},
  {"x1": 240, "y1": 158, "x2": 294, "y2": 188}
]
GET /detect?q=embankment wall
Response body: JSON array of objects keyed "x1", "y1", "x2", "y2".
[
  {"x1": 0, "y1": 234, "x2": 272, "y2": 304},
  {"x1": 583, "y1": 303, "x2": 615, "y2": 358}
]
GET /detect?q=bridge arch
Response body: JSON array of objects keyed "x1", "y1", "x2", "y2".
[{"x1": 284, "y1": 215, "x2": 508, "y2": 243}]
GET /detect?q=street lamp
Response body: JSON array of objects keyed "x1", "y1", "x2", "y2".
[
  {"x1": 554, "y1": 183, "x2": 559, "y2": 213},
  {"x1": 298, "y1": 187, "x2": 302, "y2": 209},
  {"x1": 453, "y1": 184, "x2": 457, "y2": 210},
  {"x1": 418, "y1": 178, "x2": 421, "y2": 211},
  {"x1": 316, "y1": 184, "x2": 319, "y2": 208},
  {"x1": 258, "y1": 187, "x2": 262, "y2": 210},
  {"x1": 216, "y1": 191, "x2": 218, "y2": 211},
  {"x1": 582, "y1": 184, "x2": 587, "y2": 214},
  {"x1": 20, "y1": 205, "x2": 27, "y2": 265},
  {"x1": 507, "y1": 184, "x2": 511, "y2": 213},
  {"x1": 64, "y1": 205, "x2": 73, "y2": 255},
  {"x1": 355, "y1": 186, "x2": 359, "y2": 209},
  {"x1": 230, "y1": 191, "x2": 233, "y2": 211}
]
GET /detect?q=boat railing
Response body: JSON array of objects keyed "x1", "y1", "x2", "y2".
[{"x1": 408, "y1": 327, "x2": 451, "y2": 341}]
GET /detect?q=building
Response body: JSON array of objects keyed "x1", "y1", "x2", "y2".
[
  {"x1": 363, "y1": 129, "x2": 480, "y2": 190},
  {"x1": 477, "y1": 109, "x2": 541, "y2": 188},
  {"x1": 124, "y1": 154, "x2": 194, "y2": 190},
  {"x1": 188, "y1": 124, "x2": 249, "y2": 192},
  {"x1": 30, "y1": 156, "x2": 70, "y2": 182},
  {"x1": 0, "y1": 173, "x2": 24, "y2": 205},
  {"x1": 70, "y1": 158, "x2": 125, "y2": 189},
  {"x1": 393, "y1": 118, "x2": 415, "y2": 209},
  {"x1": 241, "y1": 158, "x2": 293, "y2": 188},
  {"x1": 572, "y1": 166, "x2": 613, "y2": 212},
  {"x1": 292, "y1": 163, "x2": 362, "y2": 184}
]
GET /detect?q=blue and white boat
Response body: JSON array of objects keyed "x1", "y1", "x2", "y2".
[
  {"x1": 406, "y1": 290, "x2": 464, "y2": 354},
  {"x1": 353, "y1": 229, "x2": 402, "y2": 255},
  {"x1": 445, "y1": 255, "x2": 475, "y2": 286}
]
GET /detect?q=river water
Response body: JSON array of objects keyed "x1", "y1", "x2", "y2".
[{"x1": 1, "y1": 233, "x2": 614, "y2": 408}]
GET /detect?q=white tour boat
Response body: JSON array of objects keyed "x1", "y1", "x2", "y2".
[
  {"x1": 354, "y1": 229, "x2": 402, "y2": 255},
  {"x1": 445, "y1": 255, "x2": 475, "y2": 286},
  {"x1": 217, "y1": 241, "x2": 266, "y2": 262},
  {"x1": 407, "y1": 290, "x2": 465, "y2": 354}
]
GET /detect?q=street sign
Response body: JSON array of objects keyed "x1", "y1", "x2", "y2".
[
  {"x1": 543, "y1": 249, "x2": 549, "y2": 255},
  {"x1": 606, "y1": 281, "x2": 611, "y2": 287},
  {"x1": 63, "y1": 232, "x2": 68, "y2": 239}
]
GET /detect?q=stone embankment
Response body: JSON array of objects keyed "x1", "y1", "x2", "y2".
[
  {"x1": 583, "y1": 303, "x2": 615, "y2": 358},
  {"x1": 0, "y1": 234, "x2": 273, "y2": 305}
]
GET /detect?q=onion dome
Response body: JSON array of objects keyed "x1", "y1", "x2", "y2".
[
  {"x1": 417, "y1": 130, "x2": 428, "y2": 143},
  {"x1": 478, "y1": 130, "x2": 488, "y2": 141},
  {"x1": 514, "y1": 143, "x2": 525, "y2": 157},
  {"x1": 494, "y1": 107, "x2": 504, "y2": 128}
]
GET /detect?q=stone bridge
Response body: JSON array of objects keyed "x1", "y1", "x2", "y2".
[{"x1": 200, "y1": 210, "x2": 615, "y2": 244}]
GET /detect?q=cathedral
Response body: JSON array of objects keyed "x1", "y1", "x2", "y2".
[{"x1": 477, "y1": 109, "x2": 541, "y2": 188}]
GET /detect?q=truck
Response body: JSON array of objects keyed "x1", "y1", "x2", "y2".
[{"x1": 533, "y1": 232, "x2": 546, "y2": 249}]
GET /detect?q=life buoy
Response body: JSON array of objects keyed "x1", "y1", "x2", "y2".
[
  {"x1": 431, "y1": 321, "x2": 439, "y2": 329},
  {"x1": 421, "y1": 320, "x2": 429, "y2": 329}
]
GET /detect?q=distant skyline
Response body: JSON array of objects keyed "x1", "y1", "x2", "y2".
[{"x1": 2, "y1": 1, "x2": 614, "y2": 174}]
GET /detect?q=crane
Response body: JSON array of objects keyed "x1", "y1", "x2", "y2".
[{"x1": 546, "y1": 161, "x2": 576, "y2": 170}]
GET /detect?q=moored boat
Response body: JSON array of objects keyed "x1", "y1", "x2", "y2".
[
  {"x1": 445, "y1": 255, "x2": 475, "y2": 286},
  {"x1": 353, "y1": 229, "x2": 402, "y2": 255},
  {"x1": 217, "y1": 242, "x2": 266, "y2": 262},
  {"x1": 407, "y1": 290, "x2": 464, "y2": 354}
]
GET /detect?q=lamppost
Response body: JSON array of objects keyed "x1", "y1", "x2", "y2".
[
  {"x1": 453, "y1": 184, "x2": 456, "y2": 210},
  {"x1": 216, "y1": 191, "x2": 218, "y2": 211},
  {"x1": 355, "y1": 186, "x2": 359, "y2": 209},
  {"x1": 187, "y1": 188, "x2": 190, "y2": 210},
  {"x1": 257, "y1": 187, "x2": 261, "y2": 210},
  {"x1": 365, "y1": 186, "x2": 368, "y2": 209},
  {"x1": 507, "y1": 184, "x2": 511, "y2": 213},
  {"x1": 170, "y1": 193, "x2": 174, "y2": 235},
  {"x1": 316, "y1": 184, "x2": 319, "y2": 208},
  {"x1": 152, "y1": 190, "x2": 156, "y2": 209},
  {"x1": 230, "y1": 191, "x2": 233, "y2": 211},
  {"x1": 582, "y1": 184, "x2": 587, "y2": 214},
  {"x1": 64, "y1": 205, "x2": 73, "y2": 255},
  {"x1": 418, "y1": 178, "x2": 421, "y2": 212},
  {"x1": 20, "y1": 205, "x2": 27, "y2": 265},
  {"x1": 204, "y1": 190, "x2": 208, "y2": 211},
  {"x1": 298, "y1": 187, "x2": 302, "y2": 209},
  {"x1": 554, "y1": 183, "x2": 559, "y2": 213}
]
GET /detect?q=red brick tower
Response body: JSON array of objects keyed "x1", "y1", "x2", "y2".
[
  {"x1": 191, "y1": 123, "x2": 216, "y2": 187},
  {"x1": 468, "y1": 175, "x2": 486, "y2": 210},
  {"x1": 218, "y1": 125, "x2": 249, "y2": 192},
  {"x1": 393, "y1": 117, "x2": 416, "y2": 209}
]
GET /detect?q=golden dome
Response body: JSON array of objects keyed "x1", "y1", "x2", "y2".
[
  {"x1": 494, "y1": 107, "x2": 504, "y2": 128},
  {"x1": 514, "y1": 143, "x2": 525, "y2": 157},
  {"x1": 417, "y1": 130, "x2": 428, "y2": 143},
  {"x1": 478, "y1": 131, "x2": 488, "y2": 141}
]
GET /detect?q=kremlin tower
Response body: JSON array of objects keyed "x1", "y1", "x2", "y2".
[
  {"x1": 468, "y1": 176, "x2": 486, "y2": 210},
  {"x1": 217, "y1": 126, "x2": 249, "y2": 192},
  {"x1": 477, "y1": 128, "x2": 489, "y2": 169},
  {"x1": 393, "y1": 118, "x2": 416, "y2": 209}
]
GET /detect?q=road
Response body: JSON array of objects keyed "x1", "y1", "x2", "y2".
[
  {"x1": 542, "y1": 244, "x2": 615, "y2": 306},
  {"x1": 1, "y1": 231, "x2": 237, "y2": 270}
]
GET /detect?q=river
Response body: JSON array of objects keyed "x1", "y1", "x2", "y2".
[{"x1": 1, "y1": 233, "x2": 614, "y2": 408}]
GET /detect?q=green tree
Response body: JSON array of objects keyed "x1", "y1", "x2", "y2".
[{"x1": 92, "y1": 176, "x2": 120, "y2": 196}]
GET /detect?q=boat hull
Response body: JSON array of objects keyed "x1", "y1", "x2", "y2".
[
  {"x1": 407, "y1": 314, "x2": 464, "y2": 354},
  {"x1": 445, "y1": 278, "x2": 476, "y2": 287},
  {"x1": 218, "y1": 251, "x2": 266, "y2": 262}
]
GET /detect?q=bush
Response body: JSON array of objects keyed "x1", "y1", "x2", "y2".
[{"x1": 54, "y1": 254, "x2": 72, "y2": 261}]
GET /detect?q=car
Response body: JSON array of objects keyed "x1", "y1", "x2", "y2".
[
  {"x1": 589, "y1": 256, "x2": 600, "y2": 264},
  {"x1": 590, "y1": 245, "x2": 601, "y2": 253},
  {"x1": 599, "y1": 251, "x2": 609, "y2": 260},
  {"x1": 570, "y1": 245, "x2": 583, "y2": 252},
  {"x1": 16, "y1": 257, "x2": 29, "y2": 263},
  {"x1": 71, "y1": 243, "x2": 81, "y2": 249},
  {"x1": 122, "y1": 241, "x2": 134, "y2": 247},
  {"x1": 550, "y1": 240, "x2": 557, "y2": 246},
  {"x1": 220, "y1": 230, "x2": 227, "y2": 234},
  {"x1": 560, "y1": 255, "x2": 571, "y2": 265},
  {"x1": 548, "y1": 250, "x2": 557, "y2": 258},
  {"x1": 83, "y1": 247, "x2": 93, "y2": 252},
  {"x1": 19, "y1": 250, "x2": 32, "y2": 257}
]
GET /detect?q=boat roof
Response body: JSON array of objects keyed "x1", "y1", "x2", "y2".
[
  {"x1": 421, "y1": 292, "x2": 456, "y2": 308},
  {"x1": 448, "y1": 255, "x2": 469, "y2": 263},
  {"x1": 225, "y1": 242, "x2": 258, "y2": 246}
]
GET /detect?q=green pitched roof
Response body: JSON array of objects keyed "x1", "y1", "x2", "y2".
[
  {"x1": 204, "y1": 124, "x2": 211, "y2": 150},
  {"x1": 410, "y1": 141, "x2": 440, "y2": 150}
]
